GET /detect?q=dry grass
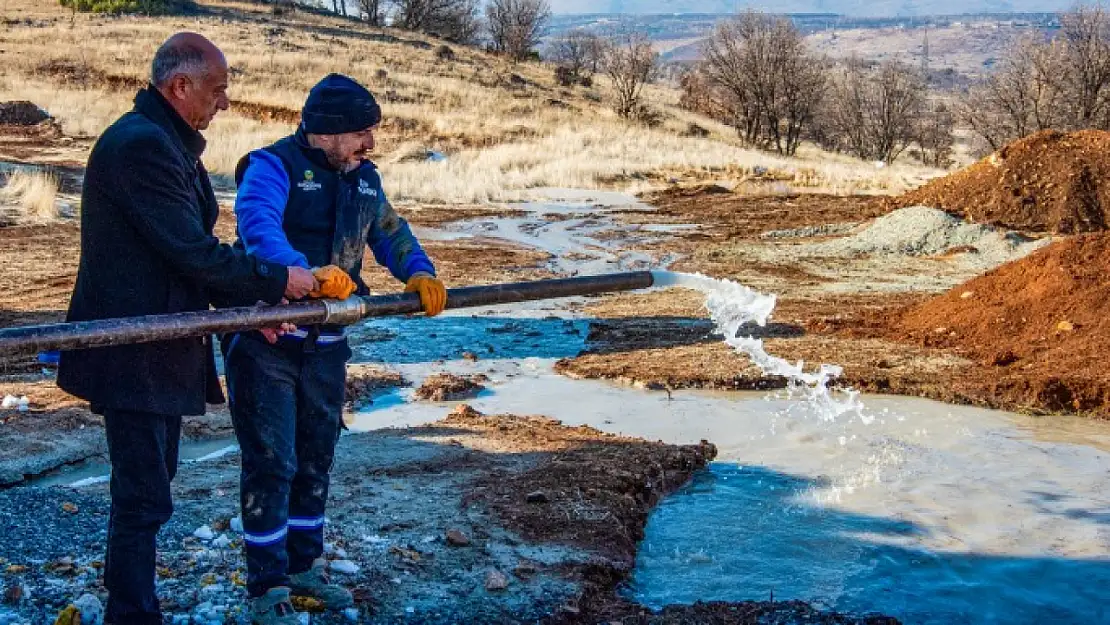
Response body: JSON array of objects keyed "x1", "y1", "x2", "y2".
[
  {"x1": 0, "y1": 0, "x2": 946, "y2": 205},
  {"x1": 386, "y1": 123, "x2": 941, "y2": 203},
  {"x1": 0, "y1": 170, "x2": 59, "y2": 224}
]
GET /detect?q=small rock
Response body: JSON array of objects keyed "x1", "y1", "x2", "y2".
[
  {"x1": 461, "y1": 351, "x2": 478, "y2": 361},
  {"x1": 960, "y1": 291, "x2": 975, "y2": 299},
  {"x1": 1057, "y1": 320, "x2": 1076, "y2": 332},
  {"x1": 2, "y1": 584, "x2": 21, "y2": 605},
  {"x1": 193, "y1": 525, "x2": 215, "y2": 541},
  {"x1": 46, "y1": 557, "x2": 78, "y2": 576},
  {"x1": 53, "y1": 605, "x2": 80, "y2": 625},
  {"x1": 513, "y1": 563, "x2": 537, "y2": 578},
  {"x1": 445, "y1": 529, "x2": 469, "y2": 547},
  {"x1": 525, "y1": 491, "x2": 548, "y2": 504},
  {"x1": 211, "y1": 535, "x2": 231, "y2": 549},
  {"x1": 74, "y1": 594, "x2": 103, "y2": 625},
  {"x1": 342, "y1": 608, "x2": 359, "y2": 622},
  {"x1": 291, "y1": 597, "x2": 324, "y2": 613},
  {"x1": 61, "y1": 502, "x2": 79, "y2": 514},
  {"x1": 230, "y1": 517, "x2": 244, "y2": 533},
  {"x1": 3, "y1": 566, "x2": 25, "y2": 575},
  {"x1": 484, "y1": 570, "x2": 509, "y2": 591},
  {"x1": 329, "y1": 560, "x2": 360, "y2": 575}
]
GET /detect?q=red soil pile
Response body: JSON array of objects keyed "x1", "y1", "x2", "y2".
[
  {"x1": 891, "y1": 233, "x2": 1110, "y2": 415},
  {"x1": 890, "y1": 130, "x2": 1110, "y2": 233}
]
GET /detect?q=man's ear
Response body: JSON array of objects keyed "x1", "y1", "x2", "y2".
[{"x1": 166, "y1": 73, "x2": 192, "y2": 102}]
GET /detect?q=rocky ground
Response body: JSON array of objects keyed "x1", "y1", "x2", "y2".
[{"x1": 0, "y1": 405, "x2": 896, "y2": 625}]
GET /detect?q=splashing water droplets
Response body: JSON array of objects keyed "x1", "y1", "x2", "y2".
[{"x1": 651, "y1": 271, "x2": 865, "y2": 422}]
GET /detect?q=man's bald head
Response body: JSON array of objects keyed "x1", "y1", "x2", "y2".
[{"x1": 150, "y1": 32, "x2": 230, "y2": 131}]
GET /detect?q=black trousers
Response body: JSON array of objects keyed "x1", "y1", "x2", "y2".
[
  {"x1": 102, "y1": 407, "x2": 181, "y2": 625},
  {"x1": 222, "y1": 332, "x2": 347, "y2": 598}
]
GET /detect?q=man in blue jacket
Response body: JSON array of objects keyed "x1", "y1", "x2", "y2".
[{"x1": 223, "y1": 73, "x2": 446, "y2": 624}]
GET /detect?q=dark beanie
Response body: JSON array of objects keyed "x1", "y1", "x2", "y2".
[{"x1": 301, "y1": 73, "x2": 382, "y2": 135}]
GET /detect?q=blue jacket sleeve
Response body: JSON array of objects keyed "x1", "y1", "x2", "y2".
[
  {"x1": 367, "y1": 178, "x2": 436, "y2": 282},
  {"x1": 234, "y1": 151, "x2": 310, "y2": 269}
]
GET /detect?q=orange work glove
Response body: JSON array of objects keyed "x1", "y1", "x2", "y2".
[
  {"x1": 309, "y1": 265, "x2": 357, "y2": 300},
  {"x1": 404, "y1": 273, "x2": 446, "y2": 316}
]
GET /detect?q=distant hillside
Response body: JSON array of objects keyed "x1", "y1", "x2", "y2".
[
  {"x1": 548, "y1": 12, "x2": 1058, "y2": 71},
  {"x1": 549, "y1": 0, "x2": 1070, "y2": 16}
]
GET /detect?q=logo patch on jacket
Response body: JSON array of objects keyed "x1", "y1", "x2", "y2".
[
  {"x1": 358, "y1": 179, "x2": 378, "y2": 197},
  {"x1": 297, "y1": 169, "x2": 322, "y2": 191}
]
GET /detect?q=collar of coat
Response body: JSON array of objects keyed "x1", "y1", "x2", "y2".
[{"x1": 134, "y1": 86, "x2": 207, "y2": 161}]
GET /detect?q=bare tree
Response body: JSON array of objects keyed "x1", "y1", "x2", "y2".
[
  {"x1": 1057, "y1": 5, "x2": 1110, "y2": 126},
  {"x1": 823, "y1": 59, "x2": 927, "y2": 163},
  {"x1": 548, "y1": 30, "x2": 604, "y2": 80},
  {"x1": 958, "y1": 36, "x2": 1068, "y2": 151},
  {"x1": 915, "y1": 100, "x2": 955, "y2": 167},
  {"x1": 960, "y1": 4, "x2": 1110, "y2": 153},
  {"x1": 393, "y1": 0, "x2": 481, "y2": 43},
  {"x1": 602, "y1": 33, "x2": 657, "y2": 119},
  {"x1": 699, "y1": 11, "x2": 825, "y2": 156},
  {"x1": 485, "y1": 0, "x2": 551, "y2": 61},
  {"x1": 357, "y1": 0, "x2": 384, "y2": 24}
]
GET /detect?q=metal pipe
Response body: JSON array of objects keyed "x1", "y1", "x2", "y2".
[{"x1": 0, "y1": 271, "x2": 655, "y2": 354}]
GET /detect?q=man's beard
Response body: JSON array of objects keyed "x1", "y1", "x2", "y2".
[{"x1": 324, "y1": 148, "x2": 358, "y2": 172}]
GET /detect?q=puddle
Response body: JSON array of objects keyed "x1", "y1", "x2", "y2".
[
  {"x1": 626, "y1": 397, "x2": 1110, "y2": 624},
  {"x1": 426, "y1": 190, "x2": 679, "y2": 275},
  {"x1": 33, "y1": 438, "x2": 241, "y2": 488}
]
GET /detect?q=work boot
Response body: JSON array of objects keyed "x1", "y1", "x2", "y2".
[
  {"x1": 289, "y1": 558, "x2": 354, "y2": 609},
  {"x1": 249, "y1": 586, "x2": 300, "y2": 625}
]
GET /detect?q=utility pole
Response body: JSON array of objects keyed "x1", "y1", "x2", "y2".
[{"x1": 921, "y1": 27, "x2": 929, "y2": 76}]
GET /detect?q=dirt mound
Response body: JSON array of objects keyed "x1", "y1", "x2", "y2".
[
  {"x1": 890, "y1": 233, "x2": 1110, "y2": 414},
  {"x1": 343, "y1": 364, "x2": 407, "y2": 409},
  {"x1": 645, "y1": 183, "x2": 732, "y2": 201},
  {"x1": 890, "y1": 130, "x2": 1110, "y2": 234},
  {"x1": 414, "y1": 373, "x2": 487, "y2": 401},
  {"x1": 0, "y1": 102, "x2": 50, "y2": 126}
]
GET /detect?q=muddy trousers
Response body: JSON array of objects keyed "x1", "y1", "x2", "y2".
[
  {"x1": 222, "y1": 332, "x2": 348, "y2": 598},
  {"x1": 102, "y1": 408, "x2": 181, "y2": 625}
]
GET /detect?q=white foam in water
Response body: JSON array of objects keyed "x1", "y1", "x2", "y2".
[{"x1": 651, "y1": 271, "x2": 865, "y2": 422}]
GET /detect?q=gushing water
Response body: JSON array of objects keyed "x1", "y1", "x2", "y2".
[{"x1": 651, "y1": 271, "x2": 864, "y2": 421}]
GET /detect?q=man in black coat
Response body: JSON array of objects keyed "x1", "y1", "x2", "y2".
[{"x1": 57, "y1": 32, "x2": 317, "y2": 625}]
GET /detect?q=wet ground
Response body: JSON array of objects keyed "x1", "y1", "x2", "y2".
[{"x1": 3, "y1": 146, "x2": 1110, "y2": 623}]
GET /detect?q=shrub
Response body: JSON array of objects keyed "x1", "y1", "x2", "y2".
[
  {"x1": 435, "y1": 44, "x2": 455, "y2": 61},
  {"x1": 59, "y1": 0, "x2": 182, "y2": 14}
]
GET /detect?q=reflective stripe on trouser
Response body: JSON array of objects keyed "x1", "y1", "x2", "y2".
[{"x1": 222, "y1": 333, "x2": 348, "y2": 598}]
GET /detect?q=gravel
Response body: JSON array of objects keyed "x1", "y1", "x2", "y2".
[
  {"x1": 801, "y1": 206, "x2": 1052, "y2": 267},
  {"x1": 760, "y1": 222, "x2": 860, "y2": 239}
]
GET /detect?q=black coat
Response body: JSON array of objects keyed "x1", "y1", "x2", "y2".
[{"x1": 58, "y1": 87, "x2": 289, "y2": 417}]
